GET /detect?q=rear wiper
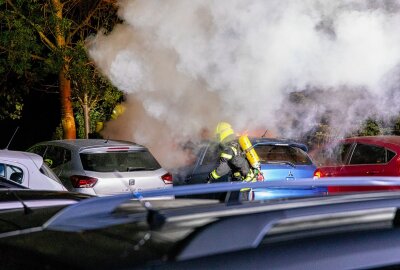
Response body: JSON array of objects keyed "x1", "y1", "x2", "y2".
[
  {"x1": 127, "y1": 167, "x2": 147, "y2": 172},
  {"x1": 266, "y1": 161, "x2": 296, "y2": 168}
]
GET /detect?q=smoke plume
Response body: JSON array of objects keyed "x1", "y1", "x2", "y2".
[{"x1": 87, "y1": 0, "x2": 400, "y2": 168}]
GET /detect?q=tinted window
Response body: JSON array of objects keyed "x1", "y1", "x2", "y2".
[
  {"x1": 28, "y1": 145, "x2": 47, "y2": 156},
  {"x1": 43, "y1": 146, "x2": 71, "y2": 169},
  {"x1": 255, "y1": 145, "x2": 312, "y2": 165},
  {"x1": 0, "y1": 164, "x2": 4, "y2": 177},
  {"x1": 349, "y1": 143, "x2": 386, "y2": 165},
  {"x1": 80, "y1": 151, "x2": 161, "y2": 172},
  {"x1": 388, "y1": 150, "x2": 396, "y2": 162},
  {"x1": 201, "y1": 143, "x2": 220, "y2": 165}
]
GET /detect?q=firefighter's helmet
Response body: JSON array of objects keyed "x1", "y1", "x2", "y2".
[{"x1": 214, "y1": 122, "x2": 234, "y2": 143}]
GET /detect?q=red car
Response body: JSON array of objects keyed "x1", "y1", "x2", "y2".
[{"x1": 314, "y1": 136, "x2": 400, "y2": 193}]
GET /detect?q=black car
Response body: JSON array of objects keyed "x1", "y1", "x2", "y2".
[{"x1": 1, "y1": 179, "x2": 400, "y2": 270}]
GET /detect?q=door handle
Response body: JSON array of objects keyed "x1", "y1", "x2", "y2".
[{"x1": 366, "y1": 171, "x2": 380, "y2": 175}]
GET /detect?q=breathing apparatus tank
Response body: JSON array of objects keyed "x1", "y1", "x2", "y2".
[{"x1": 238, "y1": 135, "x2": 261, "y2": 169}]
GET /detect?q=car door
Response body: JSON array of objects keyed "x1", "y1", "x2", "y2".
[
  {"x1": 344, "y1": 143, "x2": 389, "y2": 176},
  {"x1": 318, "y1": 142, "x2": 354, "y2": 176},
  {"x1": 189, "y1": 143, "x2": 223, "y2": 184},
  {"x1": 43, "y1": 146, "x2": 73, "y2": 189}
]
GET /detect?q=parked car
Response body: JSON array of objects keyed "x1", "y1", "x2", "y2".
[
  {"x1": 314, "y1": 136, "x2": 400, "y2": 193},
  {"x1": 0, "y1": 150, "x2": 67, "y2": 191},
  {"x1": 173, "y1": 137, "x2": 323, "y2": 199},
  {"x1": 27, "y1": 139, "x2": 173, "y2": 196},
  {"x1": 1, "y1": 179, "x2": 400, "y2": 270}
]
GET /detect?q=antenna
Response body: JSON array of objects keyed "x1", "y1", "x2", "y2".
[
  {"x1": 5, "y1": 126, "x2": 19, "y2": 150},
  {"x1": 261, "y1": 129, "x2": 268, "y2": 138}
]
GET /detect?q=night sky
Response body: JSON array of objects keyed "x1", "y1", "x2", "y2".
[{"x1": 0, "y1": 91, "x2": 60, "y2": 151}]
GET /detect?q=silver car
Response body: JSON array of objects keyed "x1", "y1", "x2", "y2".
[
  {"x1": 0, "y1": 150, "x2": 67, "y2": 191},
  {"x1": 27, "y1": 139, "x2": 173, "y2": 196}
]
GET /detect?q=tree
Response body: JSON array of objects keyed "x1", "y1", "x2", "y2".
[
  {"x1": 69, "y1": 43, "x2": 123, "y2": 139},
  {"x1": 0, "y1": 0, "x2": 120, "y2": 139},
  {"x1": 356, "y1": 118, "x2": 381, "y2": 136}
]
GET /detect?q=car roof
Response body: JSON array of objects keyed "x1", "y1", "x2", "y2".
[
  {"x1": 33, "y1": 139, "x2": 146, "y2": 152},
  {"x1": 340, "y1": 136, "x2": 400, "y2": 151},
  {"x1": 198, "y1": 137, "x2": 309, "y2": 152},
  {"x1": 343, "y1": 135, "x2": 400, "y2": 146},
  {"x1": 0, "y1": 149, "x2": 43, "y2": 168},
  {"x1": 4, "y1": 179, "x2": 400, "y2": 270}
]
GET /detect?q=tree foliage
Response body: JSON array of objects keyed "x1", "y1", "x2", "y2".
[{"x1": 0, "y1": 0, "x2": 122, "y2": 138}]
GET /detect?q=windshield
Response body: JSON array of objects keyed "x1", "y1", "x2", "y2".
[
  {"x1": 80, "y1": 151, "x2": 161, "y2": 172},
  {"x1": 255, "y1": 145, "x2": 313, "y2": 165}
]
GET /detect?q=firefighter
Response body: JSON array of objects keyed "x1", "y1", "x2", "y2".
[{"x1": 208, "y1": 122, "x2": 257, "y2": 201}]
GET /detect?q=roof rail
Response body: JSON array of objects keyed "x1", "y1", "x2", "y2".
[{"x1": 42, "y1": 177, "x2": 400, "y2": 232}]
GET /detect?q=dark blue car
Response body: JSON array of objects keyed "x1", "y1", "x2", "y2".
[{"x1": 174, "y1": 137, "x2": 325, "y2": 200}]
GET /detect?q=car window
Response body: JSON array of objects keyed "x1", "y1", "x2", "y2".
[
  {"x1": 387, "y1": 149, "x2": 396, "y2": 162},
  {"x1": 43, "y1": 146, "x2": 71, "y2": 169},
  {"x1": 349, "y1": 143, "x2": 388, "y2": 165},
  {"x1": 3, "y1": 164, "x2": 24, "y2": 184},
  {"x1": 324, "y1": 143, "x2": 352, "y2": 165},
  {"x1": 255, "y1": 145, "x2": 313, "y2": 165},
  {"x1": 0, "y1": 164, "x2": 4, "y2": 177},
  {"x1": 28, "y1": 145, "x2": 47, "y2": 156},
  {"x1": 80, "y1": 150, "x2": 161, "y2": 172},
  {"x1": 201, "y1": 143, "x2": 220, "y2": 165}
]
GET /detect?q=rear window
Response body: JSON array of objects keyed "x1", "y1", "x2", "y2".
[
  {"x1": 80, "y1": 151, "x2": 161, "y2": 172},
  {"x1": 255, "y1": 145, "x2": 313, "y2": 165}
]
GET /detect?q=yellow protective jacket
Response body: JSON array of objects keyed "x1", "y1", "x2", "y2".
[{"x1": 209, "y1": 136, "x2": 256, "y2": 183}]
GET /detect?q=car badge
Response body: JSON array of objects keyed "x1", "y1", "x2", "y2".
[
  {"x1": 129, "y1": 179, "x2": 135, "y2": 185},
  {"x1": 288, "y1": 171, "x2": 293, "y2": 177}
]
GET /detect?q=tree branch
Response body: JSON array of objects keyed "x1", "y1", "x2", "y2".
[
  {"x1": 0, "y1": 45, "x2": 47, "y2": 61},
  {"x1": 5, "y1": 0, "x2": 58, "y2": 51},
  {"x1": 68, "y1": 0, "x2": 102, "y2": 41}
]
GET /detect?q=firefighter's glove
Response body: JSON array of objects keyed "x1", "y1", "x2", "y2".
[
  {"x1": 243, "y1": 169, "x2": 256, "y2": 183},
  {"x1": 208, "y1": 170, "x2": 220, "y2": 183}
]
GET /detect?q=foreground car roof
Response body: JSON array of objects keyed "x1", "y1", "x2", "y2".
[{"x1": 2, "y1": 179, "x2": 400, "y2": 269}]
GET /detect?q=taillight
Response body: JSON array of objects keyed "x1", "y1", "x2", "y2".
[
  {"x1": 313, "y1": 169, "x2": 322, "y2": 179},
  {"x1": 70, "y1": 175, "x2": 98, "y2": 188},
  {"x1": 161, "y1": 173, "x2": 173, "y2": 185}
]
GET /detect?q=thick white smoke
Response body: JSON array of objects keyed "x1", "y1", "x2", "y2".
[{"x1": 87, "y1": 0, "x2": 400, "y2": 168}]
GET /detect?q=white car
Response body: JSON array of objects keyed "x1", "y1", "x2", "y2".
[
  {"x1": 27, "y1": 139, "x2": 173, "y2": 196},
  {"x1": 0, "y1": 150, "x2": 67, "y2": 191}
]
